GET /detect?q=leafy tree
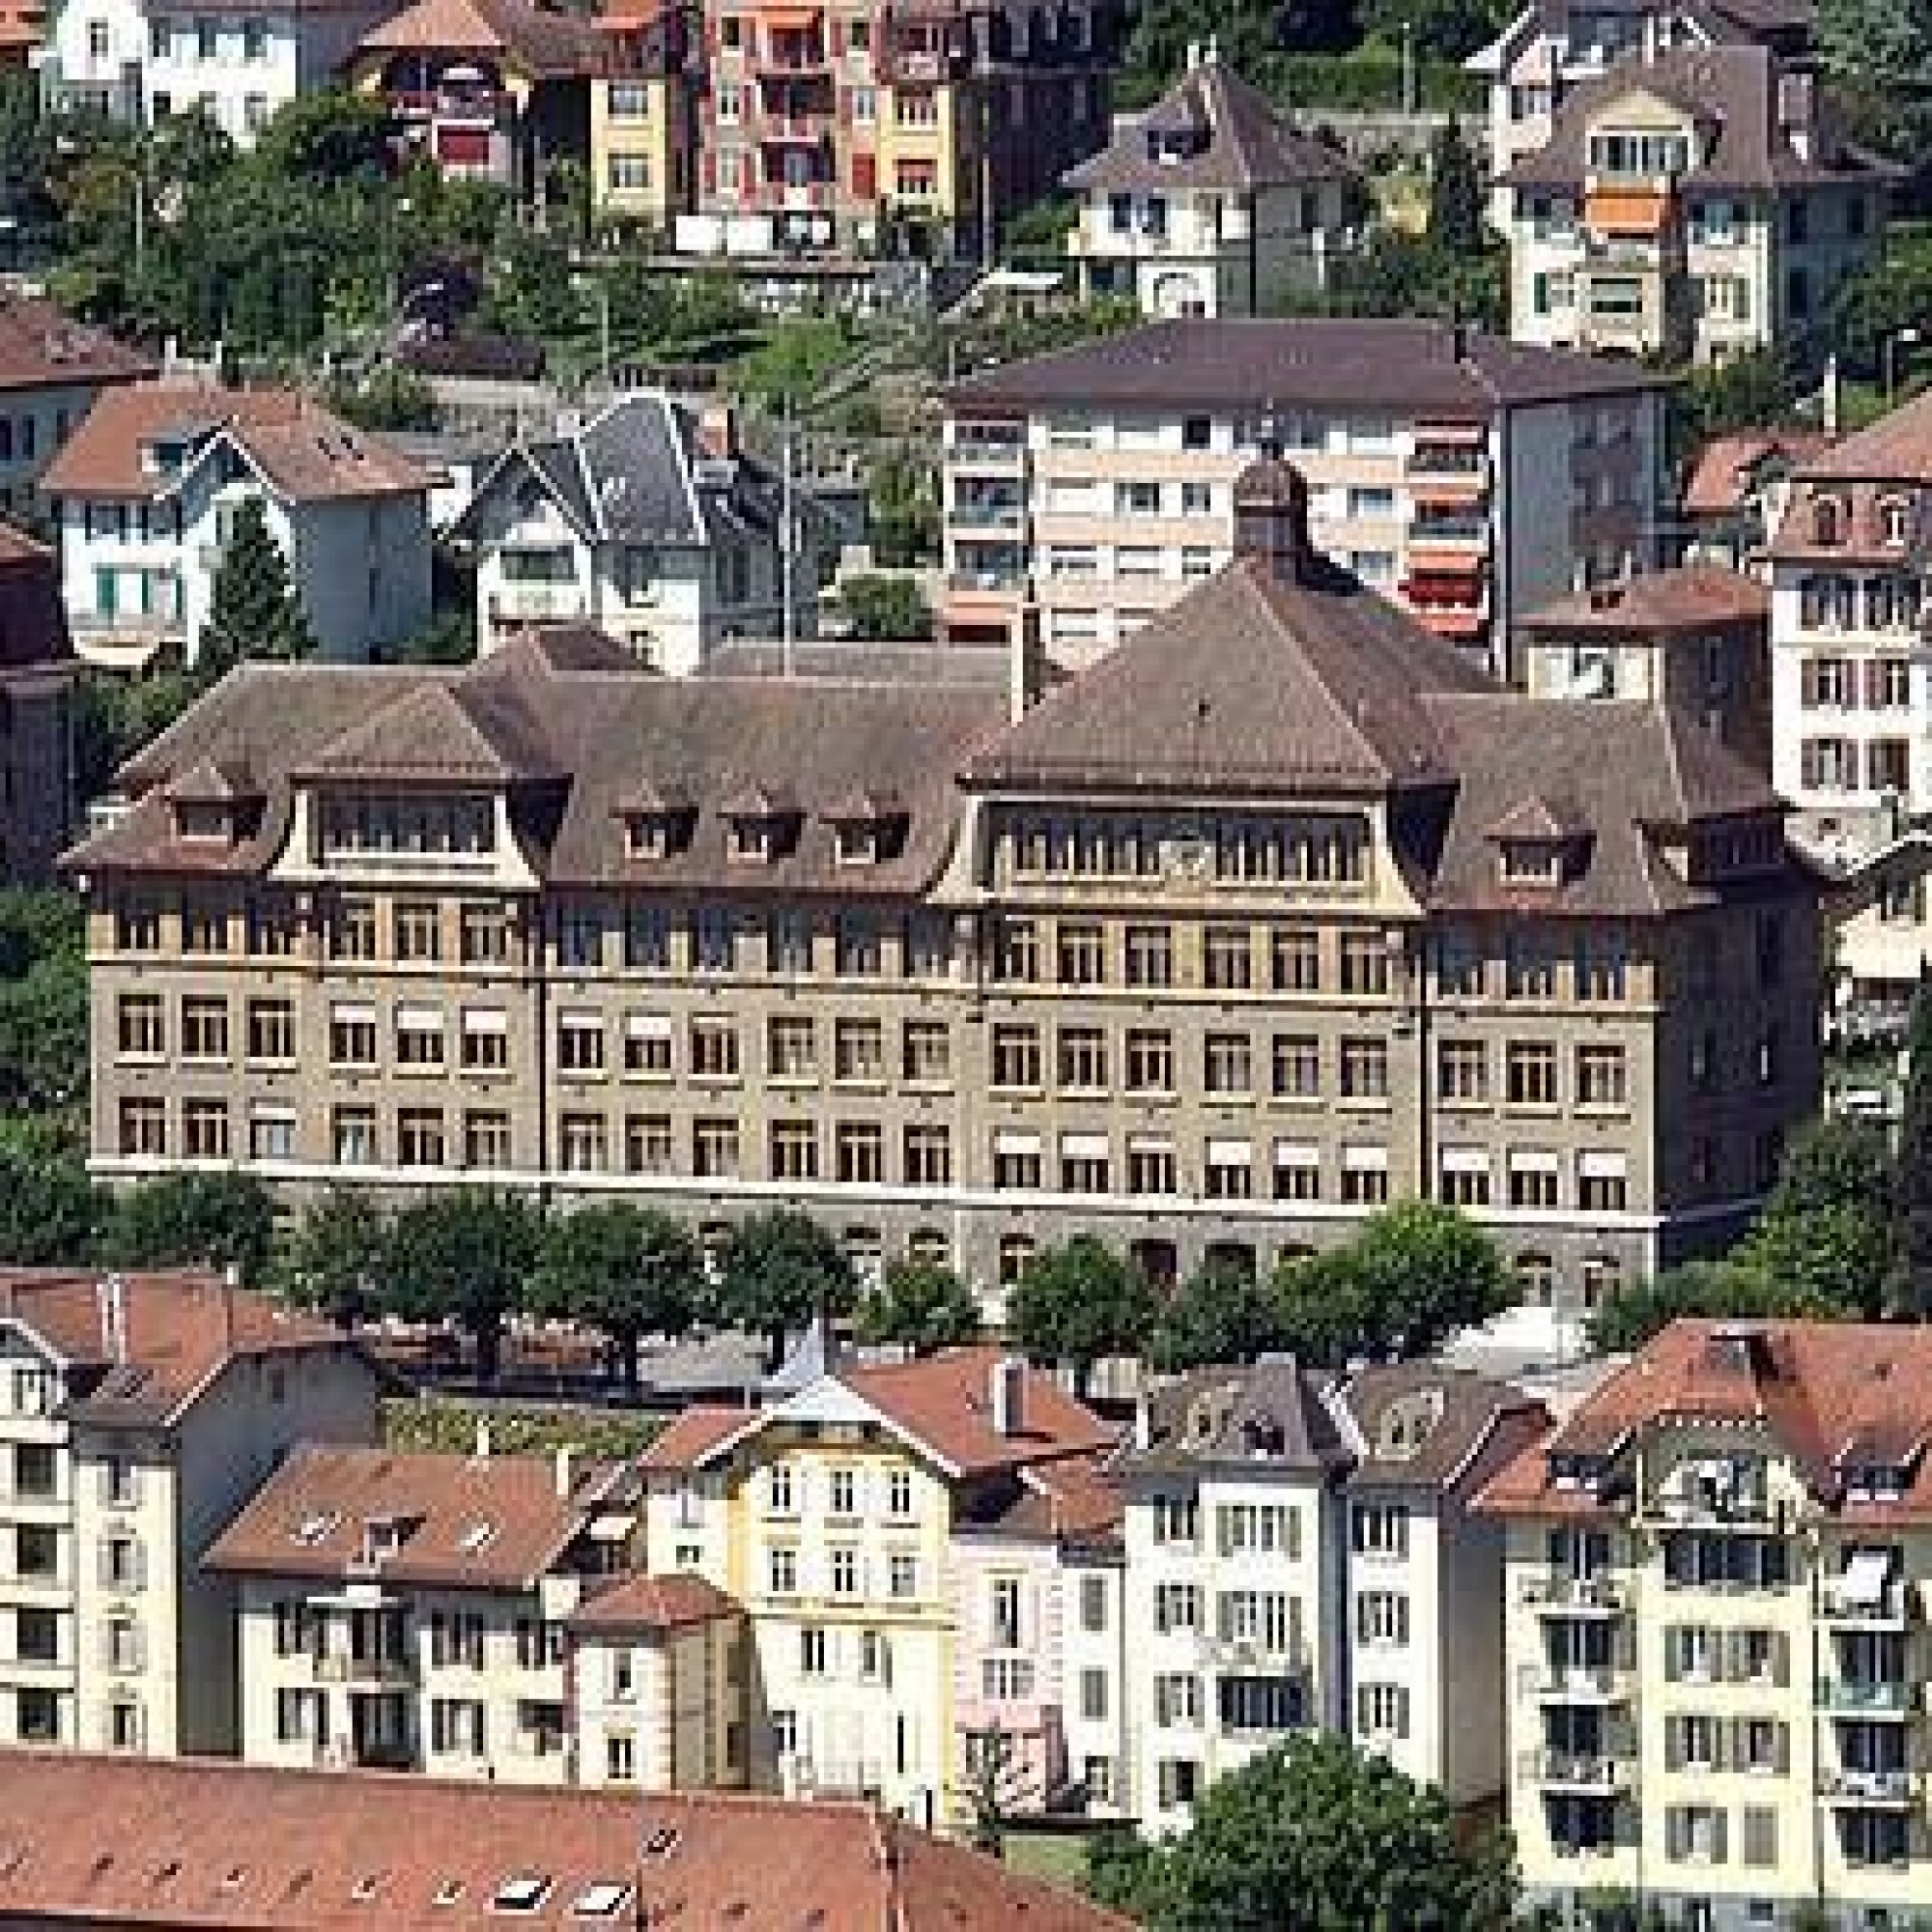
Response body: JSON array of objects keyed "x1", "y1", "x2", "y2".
[
  {"x1": 327, "y1": 365, "x2": 439, "y2": 432},
  {"x1": 955, "y1": 1723, "x2": 1036, "y2": 1857},
  {"x1": 856, "y1": 1259, "x2": 981, "y2": 1357},
  {"x1": 378, "y1": 611, "x2": 475, "y2": 667},
  {"x1": 1425, "y1": 115, "x2": 1486, "y2": 251},
  {"x1": 1103, "y1": 1732, "x2": 1518, "y2": 1929},
  {"x1": 1587, "y1": 1257, "x2": 1842, "y2": 1354},
  {"x1": 533, "y1": 1203, "x2": 702, "y2": 1390},
  {"x1": 1152, "y1": 1261, "x2": 1294, "y2": 1372},
  {"x1": 252, "y1": 88, "x2": 390, "y2": 185},
  {"x1": 0, "y1": 1118, "x2": 102, "y2": 1264},
  {"x1": 1893, "y1": 969, "x2": 1932, "y2": 1314},
  {"x1": 1268, "y1": 1246, "x2": 1375, "y2": 1371},
  {"x1": 1344, "y1": 1201, "x2": 1511, "y2": 1358},
  {"x1": 1732, "y1": 1115, "x2": 1894, "y2": 1318},
  {"x1": 867, "y1": 449, "x2": 941, "y2": 568},
  {"x1": 199, "y1": 497, "x2": 317, "y2": 679},
  {"x1": 714, "y1": 1208, "x2": 856, "y2": 1370},
  {"x1": 289, "y1": 1186, "x2": 390, "y2": 1328},
  {"x1": 109, "y1": 1170, "x2": 276, "y2": 1282},
  {"x1": 0, "y1": 889, "x2": 88, "y2": 1117},
  {"x1": 1008, "y1": 1236, "x2": 1155, "y2": 1397},
  {"x1": 383, "y1": 1189, "x2": 543, "y2": 1382},
  {"x1": 838, "y1": 574, "x2": 934, "y2": 640},
  {"x1": 1363, "y1": 0, "x2": 1507, "y2": 60}
]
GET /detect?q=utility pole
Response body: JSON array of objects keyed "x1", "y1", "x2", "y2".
[{"x1": 780, "y1": 395, "x2": 795, "y2": 678}]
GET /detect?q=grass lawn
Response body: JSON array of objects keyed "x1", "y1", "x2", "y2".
[
  {"x1": 381, "y1": 1395, "x2": 663, "y2": 1461},
  {"x1": 1001, "y1": 1831, "x2": 1095, "y2": 1893}
]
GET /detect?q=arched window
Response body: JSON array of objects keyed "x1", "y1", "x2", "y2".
[
  {"x1": 1580, "y1": 1253, "x2": 1623, "y2": 1309},
  {"x1": 1881, "y1": 496, "x2": 1912, "y2": 547},
  {"x1": 1813, "y1": 495, "x2": 1845, "y2": 546},
  {"x1": 997, "y1": 1233, "x2": 1036, "y2": 1287},
  {"x1": 1514, "y1": 1251, "x2": 1556, "y2": 1307},
  {"x1": 906, "y1": 1227, "x2": 951, "y2": 1267}
]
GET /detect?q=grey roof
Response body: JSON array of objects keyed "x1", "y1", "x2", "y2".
[
  {"x1": 1117, "y1": 1362, "x2": 1351, "y2": 1478},
  {"x1": 456, "y1": 394, "x2": 782, "y2": 551},
  {"x1": 1504, "y1": 43, "x2": 1891, "y2": 191},
  {"x1": 1063, "y1": 60, "x2": 1357, "y2": 195},
  {"x1": 1337, "y1": 1361, "x2": 1547, "y2": 1492},
  {"x1": 704, "y1": 637, "x2": 1010, "y2": 690},
  {"x1": 947, "y1": 319, "x2": 1670, "y2": 419}
]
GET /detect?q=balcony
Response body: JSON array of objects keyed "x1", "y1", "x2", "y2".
[
  {"x1": 488, "y1": 584, "x2": 586, "y2": 625},
  {"x1": 1519, "y1": 1573, "x2": 1627, "y2": 1616},
  {"x1": 950, "y1": 497, "x2": 1024, "y2": 530},
  {"x1": 757, "y1": 114, "x2": 832, "y2": 145},
  {"x1": 1818, "y1": 1678, "x2": 1915, "y2": 1717},
  {"x1": 1820, "y1": 1767, "x2": 1918, "y2": 1806},
  {"x1": 389, "y1": 86, "x2": 508, "y2": 125},
  {"x1": 757, "y1": 40, "x2": 831, "y2": 75},
  {"x1": 314, "y1": 1650, "x2": 416, "y2": 1689},
  {"x1": 1519, "y1": 1662, "x2": 1631, "y2": 1703},
  {"x1": 1518, "y1": 1747, "x2": 1633, "y2": 1793},
  {"x1": 949, "y1": 431, "x2": 1026, "y2": 474},
  {"x1": 1819, "y1": 1574, "x2": 1914, "y2": 1625}
]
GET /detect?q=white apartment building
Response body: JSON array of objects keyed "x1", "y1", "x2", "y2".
[
  {"x1": 1481, "y1": 1318, "x2": 1932, "y2": 1931},
  {"x1": 1502, "y1": 46, "x2": 1889, "y2": 366},
  {"x1": 42, "y1": 0, "x2": 400, "y2": 143},
  {"x1": 205, "y1": 1442, "x2": 647, "y2": 1782},
  {"x1": 454, "y1": 393, "x2": 817, "y2": 671},
  {"x1": 42, "y1": 379, "x2": 432, "y2": 670},
  {"x1": 0, "y1": 1266, "x2": 378, "y2": 1759},
  {"x1": 1061, "y1": 46, "x2": 1358, "y2": 320},
  {"x1": 0, "y1": 295, "x2": 154, "y2": 518},
  {"x1": 941, "y1": 316, "x2": 1668, "y2": 681},
  {"x1": 1766, "y1": 391, "x2": 1932, "y2": 1007},
  {"x1": 1115, "y1": 1360, "x2": 1544, "y2": 1833},
  {"x1": 1468, "y1": 0, "x2": 1816, "y2": 224},
  {"x1": 635, "y1": 1347, "x2": 1115, "y2": 1828}
]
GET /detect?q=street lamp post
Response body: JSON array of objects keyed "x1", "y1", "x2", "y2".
[{"x1": 1886, "y1": 327, "x2": 1922, "y2": 406}]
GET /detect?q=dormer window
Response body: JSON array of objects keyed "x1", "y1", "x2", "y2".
[
  {"x1": 164, "y1": 758, "x2": 261, "y2": 846},
  {"x1": 140, "y1": 437, "x2": 185, "y2": 477},
  {"x1": 614, "y1": 785, "x2": 694, "y2": 862},
  {"x1": 1844, "y1": 1463, "x2": 1907, "y2": 1504},
  {"x1": 1813, "y1": 495, "x2": 1846, "y2": 546},
  {"x1": 721, "y1": 786, "x2": 798, "y2": 864},
  {"x1": 1500, "y1": 839, "x2": 1562, "y2": 885},
  {"x1": 1549, "y1": 1453, "x2": 1608, "y2": 1494},
  {"x1": 1881, "y1": 496, "x2": 1913, "y2": 547},
  {"x1": 825, "y1": 790, "x2": 907, "y2": 867}
]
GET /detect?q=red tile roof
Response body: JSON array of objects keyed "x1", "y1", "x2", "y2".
[
  {"x1": 568, "y1": 1571, "x2": 741, "y2": 1633},
  {"x1": 1518, "y1": 564, "x2": 1770, "y2": 636},
  {"x1": 637, "y1": 1402, "x2": 759, "y2": 1471},
  {"x1": 0, "y1": 1267, "x2": 353, "y2": 1425},
  {"x1": 0, "y1": 294, "x2": 153, "y2": 394},
  {"x1": 1682, "y1": 429, "x2": 1830, "y2": 515},
  {"x1": 1477, "y1": 1320, "x2": 1932, "y2": 1525},
  {"x1": 0, "y1": 1753, "x2": 1135, "y2": 1928},
  {"x1": 202, "y1": 1442, "x2": 628, "y2": 1591},
  {"x1": 41, "y1": 381, "x2": 428, "y2": 503},
  {"x1": 355, "y1": 0, "x2": 603, "y2": 72}
]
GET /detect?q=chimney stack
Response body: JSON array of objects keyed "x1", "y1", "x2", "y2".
[
  {"x1": 554, "y1": 1445, "x2": 574, "y2": 1499},
  {"x1": 1232, "y1": 457, "x2": 1315, "y2": 584},
  {"x1": 473, "y1": 1420, "x2": 492, "y2": 1461},
  {"x1": 990, "y1": 1355, "x2": 1027, "y2": 1437},
  {"x1": 1132, "y1": 1391, "x2": 1152, "y2": 1452},
  {"x1": 697, "y1": 400, "x2": 738, "y2": 460}
]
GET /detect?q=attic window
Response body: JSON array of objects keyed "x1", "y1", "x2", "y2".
[
  {"x1": 1813, "y1": 495, "x2": 1846, "y2": 546},
  {"x1": 1500, "y1": 839, "x2": 1563, "y2": 885},
  {"x1": 1549, "y1": 1452, "x2": 1608, "y2": 1493},
  {"x1": 640, "y1": 1827, "x2": 682, "y2": 1861},
  {"x1": 1845, "y1": 1463, "x2": 1907, "y2": 1503},
  {"x1": 835, "y1": 822, "x2": 880, "y2": 866},
  {"x1": 291, "y1": 1511, "x2": 340, "y2": 1547},
  {"x1": 572, "y1": 1883, "x2": 634, "y2": 1918},
  {"x1": 493, "y1": 1875, "x2": 554, "y2": 1914},
  {"x1": 351, "y1": 1874, "x2": 383, "y2": 1903},
  {"x1": 723, "y1": 799, "x2": 797, "y2": 865},
  {"x1": 174, "y1": 802, "x2": 231, "y2": 842},
  {"x1": 432, "y1": 1880, "x2": 465, "y2": 1909},
  {"x1": 622, "y1": 810, "x2": 692, "y2": 861},
  {"x1": 456, "y1": 1520, "x2": 497, "y2": 1553},
  {"x1": 142, "y1": 438, "x2": 185, "y2": 476},
  {"x1": 1881, "y1": 496, "x2": 1913, "y2": 547}
]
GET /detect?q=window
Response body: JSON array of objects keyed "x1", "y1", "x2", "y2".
[
  {"x1": 1576, "y1": 1044, "x2": 1627, "y2": 1106},
  {"x1": 180, "y1": 996, "x2": 229, "y2": 1060},
  {"x1": 1339, "y1": 932, "x2": 1389, "y2": 995},
  {"x1": 767, "y1": 1015, "x2": 815, "y2": 1081},
  {"x1": 1153, "y1": 1582, "x2": 1201, "y2": 1633},
  {"x1": 245, "y1": 998, "x2": 295, "y2": 1063},
  {"x1": 332, "y1": 1105, "x2": 377, "y2": 1166},
  {"x1": 183, "y1": 1099, "x2": 229, "y2": 1159},
  {"x1": 1057, "y1": 1025, "x2": 1108, "y2": 1094},
  {"x1": 623, "y1": 1115, "x2": 672, "y2": 1175},
  {"x1": 766, "y1": 1547, "x2": 798, "y2": 1594},
  {"x1": 693, "y1": 1118, "x2": 739, "y2": 1179},
  {"x1": 1270, "y1": 1035, "x2": 1321, "y2": 1100},
  {"x1": 1507, "y1": 1041, "x2": 1558, "y2": 1105},
  {"x1": 393, "y1": 901, "x2": 440, "y2": 962},
  {"x1": 464, "y1": 1111, "x2": 511, "y2": 1169},
  {"x1": 1058, "y1": 921, "x2": 1105, "y2": 985},
  {"x1": 396, "y1": 1007, "x2": 446, "y2": 1068},
  {"x1": 689, "y1": 1017, "x2": 740, "y2": 1080},
  {"x1": 1437, "y1": 1039, "x2": 1487, "y2": 1101},
  {"x1": 329, "y1": 898, "x2": 377, "y2": 960},
  {"x1": 1204, "y1": 1032, "x2": 1252, "y2": 1095},
  {"x1": 1156, "y1": 1758, "x2": 1200, "y2": 1811},
  {"x1": 900, "y1": 1020, "x2": 950, "y2": 1085},
  {"x1": 1352, "y1": 1502, "x2": 1408, "y2": 1557},
  {"x1": 1356, "y1": 1682, "x2": 1411, "y2": 1739},
  {"x1": 834, "y1": 1018, "x2": 884, "y2": 1084},
  {"x1": 991, "y1": 1023, "x2": 1041, "y2": 1091},
  {"x1": 1124, "y1": 1028, "x2": 1174, "y2": 1095},
  {"x1": 889, "y1": 1552, "x2": 918, "y2": 1599},
  {"x1": 397, "y1": 1108, "x2": 445, "y2": 1168},
  {"x1": 902, "y1": 1124, "x2": 951, "y2": 1186},
  {"x1": 115, "y1": 901, "x2": 160, "y2": 952},
  {"x1": 1154, "y1": 1673, "x2": 1201, "y2": 1727},
  {"x1": 1204, "y1": 925, "x2": 1253, "y2": 990},
  {"x1": 836, "y1": 1122, "x2": 884, "y2": 1184},
  {"x1": 1509, "y1": 1153, "x2": 1560, "y2": 1210},
  {"x1": 769, "y1": 1121, "x2": 817, "y2": 1181},
  {"x1": 1271, "y1": 927, "x2": 1321, "y2": 991},
  {"x1": 1357, "y1": 1591, "x2": 1410, "y2": 1646},
  {"x1": 1339, "y1": 1037, "x2": 1387, "y2": 1100},
  {"x1": 117, "y1": 994, "x2": 164, "y2": 1058},
  {"x1": 559, "y1": 1114, "x2": 607, "y2": 1173}
]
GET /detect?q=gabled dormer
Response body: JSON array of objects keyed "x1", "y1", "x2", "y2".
[
  {"x1": 823, "y1": 788, "x2": 909, "y2": 867},
  {"x1": 613, "y1": 781, "x2": 696, "y2": 862},
  {"x1": 721, "y1": 783, "x2": 801, "y2": 865},
  {"x1": 1486, "y1": 793, "x2": 1592, "y2": 887},
  {"x1": 163, "y1": 757, "x2": 263, "y2": 846}
]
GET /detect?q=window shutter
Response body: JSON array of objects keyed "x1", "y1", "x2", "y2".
[{"x1": 1665, "y1": 1720, "x2": 1685, "y2": 1772}]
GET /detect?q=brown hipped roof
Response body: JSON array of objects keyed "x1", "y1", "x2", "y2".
[
  {"x1": 1340, "y1": 1360, "x2": 1548, "y2": 1492},
  {"x1": 567, "y1": 1571, "x2": 741, "y2": 1633},
  {"x1": 1518, "y1": 564, "x2": 1770, "y2": 635},
  {"x1": 1682, "y1": 429, "x2": 1831, "y2": 514},
  {"x1": 202, "y1": 1442, "x2": 628, "y2": 1591},
  {"x1": 0, "y1": 293, "x2": 154, "y2": 395},
  {"x1": 0, "y1": 1267, "x2": 351, "y2": 1426},
  {"x1": 1478, "y1": 1320, "x2": 1932, "y2": 1526},
  {"x1": 1793, "y1": 383, "x2": 1932, "y2": 483},
  {"x1": 947, "y1": 317, "x2": 1669, "y2": 417},
  {"x1": 0, "y1": 1753, "x2": 1137, "y2": 1929},
  {"x1": 1064, "y1": 58, "x2": 1356, "y2": 195},
  {"x1": 355, "y1": 0, "x2": 603, "y2": 72},
  {"x1": 40, "y1": 381, "x2": 429, "y2": 503},
  {"x1": 0, "y1": 521, "x2": 71, "y2": 673}
]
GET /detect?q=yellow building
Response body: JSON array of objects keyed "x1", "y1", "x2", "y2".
[
  {"x1": 589, "y1": 5, "x2": 696, "y2": 232},
  {"x1": 638, "y1": 1345, "x2": 1112, "y2": 1825},
  {"x1": 1480, "y1": 1319, "x2": 1932, "y2": 1930}
]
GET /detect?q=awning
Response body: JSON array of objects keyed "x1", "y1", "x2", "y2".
[
  {"x1": 992, "y1": 1128, "x2": 1041, "y2": 1156},
  {"x1": 331, "y1": 1003, "x2": 376, "y2": 1026},
  {"x1": 1342, "y1": 1143, "x2": 1388, "y2": 1172},
  {"x1": 1585, "y1": 188, "x2": 1669, "y2": 234},
  {"x1": 1273, "y1": 1140, "x2": 1321, "y2": 1167},
  {"x1": 624, "y1": 1012, "x2": 673, "y2": 1038},
  {"x1": 1510, "y1": 1148, "x2": 1561, "y2": 1174},
  {"x1": 1206, "y1": 1138, "x2": 1253, "y2": 1166},
  {"x1": 1837, "y1": 1548, "x2": 1891, "y2": 1608},
  {"x1": 1127, "y1": 1134, "x2": 1175, "y2": 1155},
  {"x1": 760, "y1": 5, "x2": 822, "y2": 25},
  {"x1": 395, "y1": 1005, "x2": 445, "y2": 1031},
  {"x1": 1439, "y1": 1146, "x2": 1490, "y2": 1174},
  {"x1": 463, "y1": 1009, "x2": 508, "y2": 1035},
  {"x1": 1577, "y1": 1150, "x2": 1628, "y2": 1179},
  {"x1": 1060, "y1": 1132, "x2": 1109, "y2": 1159}
]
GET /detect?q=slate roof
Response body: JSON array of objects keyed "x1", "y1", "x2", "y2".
[
  {"x1": 0, "y1": 1754, "x2": 1137, "y2": 1930},
  {"x1": 456, "y1": 392, "x2": 782, "y2": 551},
  {"x1": 202, "y1": 1443, "x2": 629, "y2": 1591},
  {"x1": 1117, "y1": 1361, "x2": 1351, "y2": 1478},
  {"x1": 1502, "y1": 43, "x2": 1889, "y2": 191},
  {"x1": 947, "y1": 318, "x2": 1669, "y2": 418},
  {"x1": 1338, "y1": 1361, "x2": 1548, "y2": 1492},
  {"x1": 1063, "y1": 59, "x2": 1357, "y2": 195}
]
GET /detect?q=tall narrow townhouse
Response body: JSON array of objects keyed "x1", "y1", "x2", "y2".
[
  {"x1": 0, "y1": 1266, "x2": 379, "y2": 1759},
  {"x1": 205, "y1": 1442, "x2": 652, "y2": 1783},
  {"x1": 1114, "y1": 1363, "x2": 1350, "y2": 1834},
  {"x1": 1480, "y1": 1318, "x2": 1932, "y2": 1931},
  {"x1": 636, "y1": 1345, "x2": 1115, "y2": 1826},
  {"x1": 948, "y1": 1447, "x2": 1125, "y2": 1823},
  {"x1": 1333, "y1": 1362, "x2": 1550, "y2": 1805}
]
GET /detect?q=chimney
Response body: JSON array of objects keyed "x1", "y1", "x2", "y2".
[
  {"x1": 1232, "y1": 457, "x2": 1315, "y2": 584},
  {"x1": 990, "y1": 1355, "x2": 1027, "y2": 1437},
  {"x1": 1822, "y1": 353, "x2": 1841, "y2": 436},
  {"x1": 1778, "y1": 71, "x2": 1815, "y2": 161},
  {"x1": 554, "y1": 1445, "x2": 574, "y2": 1499},
  {"x1": 473, "y1": 1419, "x2": 492, "y2": 1460},
  {"x1": 697, "y1": 400, "x2": 738, "y2": 460},
  {"x1": 1184, "y1": 39, "x2": 1200, "y2": 70},
  {"x1": 97, "y1": 1273, "x2": 128, "y2": 1367},
  {"x1": 1132, "y1": 1391, "x2": 1152, "y2": 1452}
]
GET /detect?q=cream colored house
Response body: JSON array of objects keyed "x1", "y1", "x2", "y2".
[
  {"x1": 204, "y1": 1442, "x2": 644, "y2": 1781},
  {"x1": 1480, "y1": 1319, "x2": 1932, "y2": 1929},
  {"x1": 637, "y1": 1346, "x2": 1114, "y2": 1827},
  {"x1": 0, "y1": 1266, "x2": 378, "y2": 1758},
  {"x1": 1061, "y1": 49, "x2": 1358, "y2": 320},
  {"x1": 567, "y1": 1571, "x2": 746, "y2": 1790},
  {"x1": 1502, "y1": 46, "x2": 1888, "y2": 366}
]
